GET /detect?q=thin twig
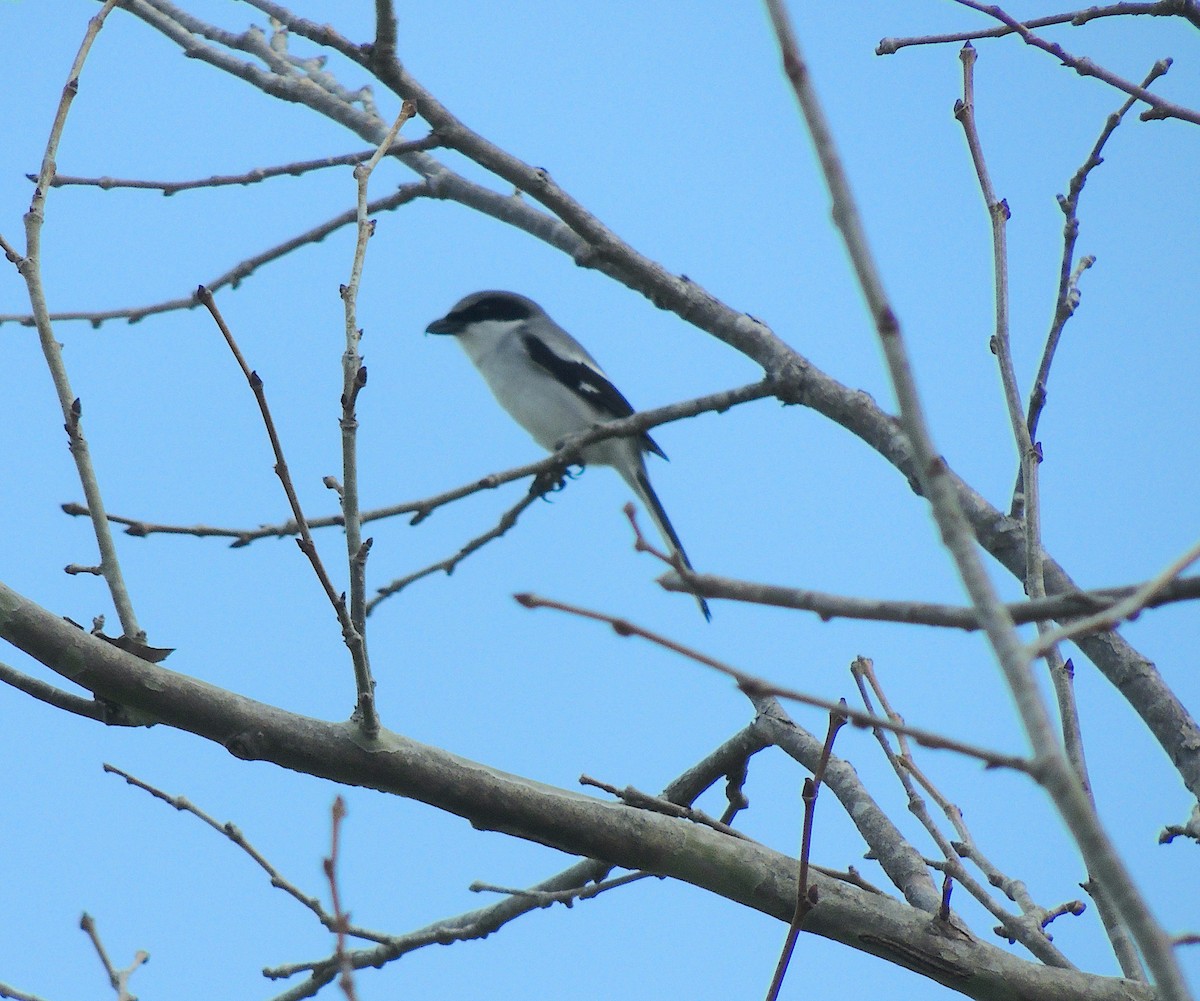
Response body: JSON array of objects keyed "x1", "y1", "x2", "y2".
[
  {"x1": 65, "y1": 378, "x2": 779, "y2": 545},
  {"x1": 367, "y1": 487, "x2": 545, "y2": 613},
  {"x1": 955, "y1": 43, "x2": 1023, "y2": 462},
  {"x1": 11, "y1": 0, "x2": 143, "y2": 642},
  {"x1": 1028, "y1": 536, "x2": 1200, "y2": 657},
  {"x1": 469, "y1": 871, "x2": 655, "y2": 904},
  {"x1": 663, "y1": 571, "x2": 1200, "y2": 628},
  {"x1": 953, "y1": 52, "x2": 1103, "y2": 919},
  {"x1": 79, "y1": 912, "x2": 148, "y2": 1001},
  {"x1": 323, "y1": 797, "x2": 358, "y2": 1001},
  {"x1": 764, "y1": 706, "x2": 847, "y2": 1001},
  {"x1": 337, "y1": 103, "x2": 415, "y2": 728},
  {"x1": 623, "y1": 503, "x2": 710, "y2": 615},
  {"x1": 954, "y1": 50, "x2": 1070, "y2": 834},
  {"x1": 852, "y1": 658, "x2": 1076, "y2": 967},
  {"x1": 579, "y1": 775, "x2": 755, "y2": 841},
  {"x1": 516, "y1": 592, "x2": 1029, "y2": 771},
  {"x1": 949, "y1": 1, "x2": 1192, "y2": 123},
  {"x1": 198, "y1": 286, "x2": 378, "y2": 734},
  {"x1": 103, "y1": 764, "x2": 392, "y2": 943},
  {"x1": 955, "y1": 42, "x2": 1048, "y2": 616},
  {"x1": 1017, "y1": 60, "x2": 1169, "y2": 517},
  {"x1": 0, "y1": 183, "x2": 432, "y2": 328},
  {"x1": 39, "y1": 139, "x2": 438, "y2": 194},
  {"x1": 877, "y1": 2, "x2": 1200, "y2": 54}
]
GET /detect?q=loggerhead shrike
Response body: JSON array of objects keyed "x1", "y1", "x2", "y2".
[{"x1": 426, "y1": 290, "x2": 710, "y2": 620}]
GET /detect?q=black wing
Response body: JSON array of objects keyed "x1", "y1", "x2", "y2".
[
  {"x1": 520, "y1": 331, "x2": 631, "y2": 418},
  {"x1": 521, "y1": 331, "x2": 668, "y2": 459}
]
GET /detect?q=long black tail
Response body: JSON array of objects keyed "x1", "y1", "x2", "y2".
[{"x1": 632, "y1": 466, "x2": 711, "y2": 621}]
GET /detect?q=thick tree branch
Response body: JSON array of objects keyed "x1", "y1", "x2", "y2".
[{"x1": 0, "y1": 578, "x2": 1154, "y2": 1001}]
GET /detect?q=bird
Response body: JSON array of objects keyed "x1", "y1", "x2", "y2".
[{"x1": 425, "y1": 290, "x2": 710, "y2": 620}]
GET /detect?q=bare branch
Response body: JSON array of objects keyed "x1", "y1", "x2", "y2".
[
  {"x1": 38, "y1": 139, "x2": 438, "y2": 194},
  {"x1": 337, "y1": 103, "x2": 415, "y2": 727},
  {"x1": 949, "y1": 1, "x2": 1194, "y2": 123},
  {"x1": 950, "y1": 60, "x2": 1117, "y2": 970},
  {"x1": 516, "y1": 592, "x2": 1030, "y2": 771},
  {"x1": 469, "y1": 870, "x2": 657, "y2": 905},
  {"x1": 10, "y1": 0, "x2": 144, "y2": 642},
  {"x1": 955, "y1": 43, "x2": 1043, "y2": 582},
  {"x1": 1029, "y1": 537, "x2": 1200, "y2": 657},
  {"x1": 663, "y1": 570, "x2": 1200, "y2": 628},
  {"x1": 0, "y1": 660, "x2": 106, "y2": 722},
  {"x1": 766, "y1": 706, "x2": 848, "y2": 1001},
  {"x1": 198, "y1": 286, "x2": 377, "y2": 735},
  {"x1": 954, "y1": 45, "x2": 1058, "y2": 734},
  {"x1": 877, "y1": 2, "x2": 1200, "y2": 54},
  {"x1": 0, "y1": 182, "x2": 432, "y2": 328},
  {"x1": 79, "y1": 911, "x2": 148, "y2": 1001},
  {"x1": 853, "y1": 658, "x2": 1075, "y2": 967},
  {"x1": 1020, "y1": 59, "x2": 1170, "y2": 509},
  {"x1": 367, "y1": 488, "x2": 544, "y2": 614},
  {"x1": 579, "y1": 774, "x2": 755, "y2": 842},
  {"x1": 104, "y1": 763, "x2": 393, "y2": 943},
  {"x1": 322, "y1": 797, "x2": 359, "y2": 1001},
  {"x1": 65, "y1": 378, "x2": 779, "y2": 544}
]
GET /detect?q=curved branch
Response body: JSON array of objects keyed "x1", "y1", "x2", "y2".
[
  {"x1": 0, "y1": 659, "x2": 106, "y2": 721},
  {"x1": 0, "y1": 578, "x2": 1154, "y2": 1001}
]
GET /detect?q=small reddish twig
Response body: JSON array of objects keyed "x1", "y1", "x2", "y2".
[
  {"x1": 324, "y1": 796, "x2": 359, "y2": 1001},
  {"x1": 623, "y1": 502, "x2": 706, "y2": 602},
  {"x1": 763, "y1": 706, "x2": 847, "y2": 1001}
]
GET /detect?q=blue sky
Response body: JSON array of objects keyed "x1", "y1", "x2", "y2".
[{"x1": 1, "y1": 2, "x2": 1197, "y2": 999}]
